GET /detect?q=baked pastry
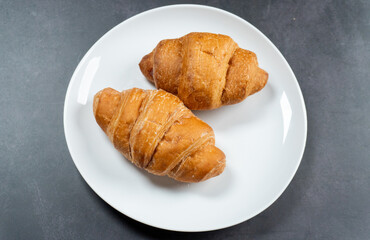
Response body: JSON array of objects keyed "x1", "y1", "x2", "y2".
[
  {"x1": 93, "y1": 87, "x2": 226, "y2": 182},
  {"x1": 139, "y1": 32, "x2": 268, "y2": 110}
]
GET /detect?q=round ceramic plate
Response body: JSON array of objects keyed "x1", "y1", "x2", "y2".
[{"x1": 64, "y1": 4, "x2": 307, "y2": 232}]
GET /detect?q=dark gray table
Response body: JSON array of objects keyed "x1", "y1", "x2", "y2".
[{"x1": 1, "y1": 0, "x2": 369, "y2": 239}]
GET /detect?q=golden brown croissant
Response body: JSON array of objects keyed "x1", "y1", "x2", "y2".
[
  {"x1": 93, "y1": 87, "x2": 226, "y2": 183},
  {"x1": 139, "y1": 32, "x2": 268, "y2": 110}
]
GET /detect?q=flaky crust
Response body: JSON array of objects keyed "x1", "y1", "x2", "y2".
[
  {"x1": 139, "y1": 32, "x2": 268, "y2": 110},
  {"x1": 93, "y1": 87, "x2": 226, "y2": 183}
]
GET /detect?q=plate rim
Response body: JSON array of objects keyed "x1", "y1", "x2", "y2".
[{"x1": 63, "y1": 4, "x2": 308, "y2": 232}]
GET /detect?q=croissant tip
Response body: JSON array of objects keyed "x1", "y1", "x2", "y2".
[
  {"x1": 93, "y1": 90, "x2": 103, "y2": 117},
  {"x1": 261, "y1": 69, "x2": 269, "y2": 86},
  {"x1": 139, "y1": 52, "x2": 155, "y2": 83},
  {"x1": 250, "y1": 68, "x2": 268, "y2": 95}
]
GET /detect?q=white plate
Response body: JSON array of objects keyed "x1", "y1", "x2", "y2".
[{"x1": 64, "y1": 4, "x2": 307, "y2": 232}]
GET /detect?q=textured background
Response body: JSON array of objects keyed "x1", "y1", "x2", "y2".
[{"x1": 0, "y1": 0, "x2": 369, "y2": 239}]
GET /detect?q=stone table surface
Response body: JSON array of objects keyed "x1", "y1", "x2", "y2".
[{"x1": 0, "y1": 0, "x2": 369, "y2": 239}]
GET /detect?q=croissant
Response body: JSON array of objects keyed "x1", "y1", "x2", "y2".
[
  {"x1": 139, "y1": 32, "x2": 268, "y2": 110},
  {"x1": 93, "y1": 87, "x2": 226, "y2": 182}
]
